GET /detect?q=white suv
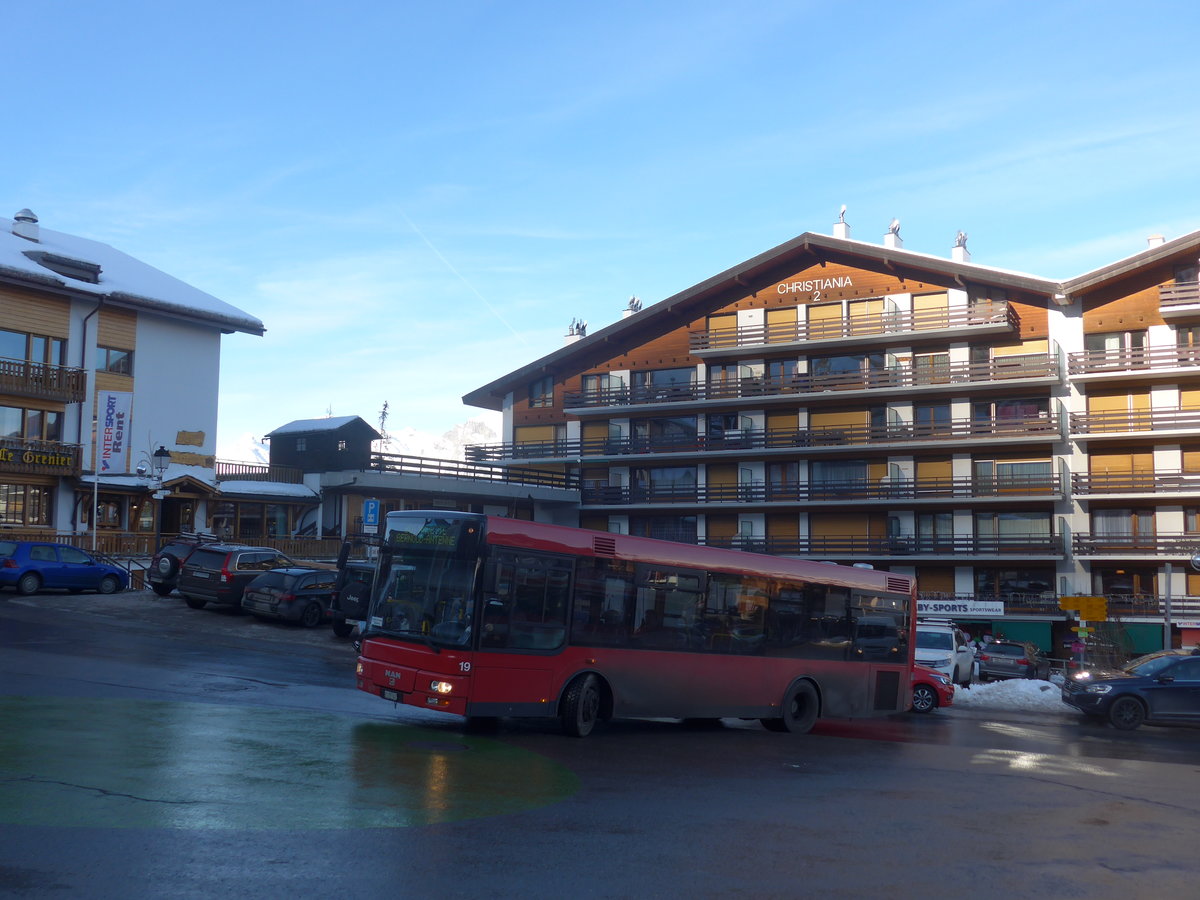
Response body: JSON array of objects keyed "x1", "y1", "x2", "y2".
[{"x1": 915, "y1": 620, "x2": 975, "y2": 686}]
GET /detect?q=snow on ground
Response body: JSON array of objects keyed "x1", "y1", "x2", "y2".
[{"x1": 952, "y1": 674, "x2": 1069, "y2": 712}]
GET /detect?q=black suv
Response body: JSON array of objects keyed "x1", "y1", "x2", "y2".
[
  {"x1": 177, "y1": 544, "x2": 295, "y2": 610},
  {"x1": 147, "y1": 532, "x2": 218, "y2": 596}
]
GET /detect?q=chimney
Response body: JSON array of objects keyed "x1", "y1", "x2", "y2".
[
  {"x1": 565, "y1": 318, "x2": 587, "y2": 344},
  {"x1": 883, "y1": 218, "x2": 902, "y2": 250},
  {"x1": 12, "y1": 208, "x2": 39, "y2": 242},
  {"x1": 622, "y1": 296, "x2": 643, "y2": 319},
  {"x1": 952, "y1": 230, "x2": 970, "y2": 263},
  {"x1": 1147, "y1": 234, "x2": 1166, "y2": 248},
  {"x1": 833, "y1": 205, "x2": 850, "y2": 240}
]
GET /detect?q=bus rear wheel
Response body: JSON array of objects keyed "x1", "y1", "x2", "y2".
[
  {"x1": 765, "y1": 681, "x2": 819, "y2": 734},
  {"x1": 561, "y1": 674, "x2": 601, "y2": 738}
]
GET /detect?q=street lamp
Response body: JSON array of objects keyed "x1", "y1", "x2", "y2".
[{"x1": 144, "y1": 445, "x2": 171, "y2": 553}]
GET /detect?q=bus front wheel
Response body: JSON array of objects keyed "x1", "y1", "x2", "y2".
[
  {"x1": 561, "y1": 674, "x2": 601, "y2": 738},
  {"x1": 765, "y1": 681, "x2": 819, "y2": 734}
]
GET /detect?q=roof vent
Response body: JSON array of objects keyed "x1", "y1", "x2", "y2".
[{"x1": 12, "y1": 208, "x2": 39, "y2": 242}]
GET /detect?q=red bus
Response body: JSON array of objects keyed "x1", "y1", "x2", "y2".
[{"x1": 354, "y1": 511, "x2": 915, "y2": 737}]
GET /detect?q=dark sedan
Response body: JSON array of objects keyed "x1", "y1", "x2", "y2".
[{"x1": 1061, "y1": 649, "x2": 1200, "y2": 730}]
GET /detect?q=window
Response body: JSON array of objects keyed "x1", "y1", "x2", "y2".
[
  {"x1": 582, "y1": 373, "x2": 624, "y2": 396},
  {"x1": 975, "y1": 567, "x2": 1054, "y2": 599},
  {"x1": 528, "y1": 375, "x2": 554, "y2": 408},
  {"x1": 633, "y1": 367, "x2": 695, "y2": 400},
  {"x1": 295, "y1": 437, "x2": 307, "y2": 452},
  {"x1": 98, "y1": 346, "x2": 133, "y2": 376},
  {"x1": 632, "y1": 466, "x2": 697, "y2": 502},
  {"x1": 974, "y1": 397, "x2": 1049, "y2": 422},
  {"x1": 0, "y1": 329, "x2": 65, "y2": 365},
  {"x1": 0, "y1": 405, "x2": 62, "y2": 440},
  {"x1": 632, "y1": 416, "x2": 696, "y2": 448},
  {"x1": 629, "y1": 514, "x2": 697, "y2": 543},
  {"x1": 482, "y1": 552, "x2": 571, "y2": 651},
  {"x1": 0, "y1": 483, "x2": 52, "y2": 526}
]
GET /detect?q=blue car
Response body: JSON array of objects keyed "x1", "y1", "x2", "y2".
[
  {"x1": 0, "y1": 540, "x2": 129, "y2": 595},
  {"x1": 1061, "y1": 649, "x2": 1200, "y2": 730}
]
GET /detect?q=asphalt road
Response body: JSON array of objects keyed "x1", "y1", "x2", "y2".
[{"x1": 2, "y1": 589, "x2": 1199, "y2": 899}]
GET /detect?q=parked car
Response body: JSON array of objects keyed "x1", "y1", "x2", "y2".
[
  {"x1": 330, "y1": 560, "x2": 375, "y2": 638},
  {"x1": 977, "y1": 640, "x2": 1051, "y2": 681},
  {"x1": 176, "y1": 544, "x2": 295, "y2": 610},
  {"x1": 147, "y1": 531, "x2": 218, "y2": 596},
  {"x1": 914, "y1": 620, "x2": 975, "y2": 686},
  {"x1": 242, "y1": 567, "x2": 339, "y2": 628},
  {"x1": 1062, "y1": 649, "x2": 1200, "y2": 730},
  {"x1": 911, "y1": 665, "x2": 955, "y2": 714},
  {"x1": 0, "y1": 540, "x2": 128, "y2": 595}
]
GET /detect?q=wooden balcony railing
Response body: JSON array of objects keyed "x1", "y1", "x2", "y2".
[
  {"x1": 563, "y1": 354, "x2": 1058, "y2": 409},
  {"x1": 469, "y1": 415, "x2": 1061, "y2": 463},
  {"x1": 1067, "y1": 344, "x2": 1200, "y2": 376},
  {"x1": 216, "y1": 461, "x2": 305, "y2": 483},
  {"x1": 1072, "y1": 532, "x2": 1200, "y2": 556},
  {"x1": 1069, "y1": 408, "x2": 1200, "y2": 435},
  {"x1": 0, "y1": 356, "x2": 88, "y2": 402},
  {"x1": 1159, "y1": 281, "x2": 1200, "y2": 307},
  {"x1": 694, "y1": 533, "x2": 1064, "y2": 557},
  {"x1": 689, "y1": 302, "x2": 1018, "y2": 351},
  {"x1": 370, "y1": 452, "x2": 579, "y2": 489},
  {"x1": 1072, "y1": 471, "x2": 1200, "y2": 494},
  {"x1": 581, "y1": 474, "x2": 1064, "y2": 506}
]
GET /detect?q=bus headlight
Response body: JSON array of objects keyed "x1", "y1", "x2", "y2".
[
  {"x1": 430, "y1": 680, "x2": 454, "y2": 694},
  {"x1": 356, "y1": 662, "x2": 364, "y2": 676}
]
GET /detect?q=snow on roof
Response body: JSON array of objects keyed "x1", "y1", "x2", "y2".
[
  {"x1": 216, "y1": 480, "x2": 320, "y2": 499},
  {"x1": 266, "y1": 416, "x2": 372, "y2": 437},
  {"x1": 0, "y1": 211, "x2": 263, "y2": 336}
]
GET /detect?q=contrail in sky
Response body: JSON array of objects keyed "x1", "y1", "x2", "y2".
[{"x1": 399, "y1": 210, "x2": 529, "y2": 346}]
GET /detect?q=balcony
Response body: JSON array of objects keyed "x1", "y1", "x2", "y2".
[
  {"x1": 689, "y1": 302, "x2": 1019, "y2": 355},
  {"x1": 581, "y1": 473, "x2": 1064, "y2": 507},
  {"x1": 694, "y1": 533, "x2": 1064, "y2": 559},
  {"x1": 0, "y1": 438, "x2": 83, "y2": 476},
  {"x1": 370, "y1": 452, "x2": 579, "y2": 489},
  {"x1": 562, "y1": 354, "x2": 1060, "y2": 412},
  {"x1": 1072, "y1": 532, "x2": 1200, "y2": 557},
  {"x1": 215, "y1": 461, "x2": 305, "y2": 484},
  {"x1": 1072, "y1": 471, "x2": 1200, "y2": 497},
  {"x1": 0, "y1": 356, "x2": 87, "y2": 403},
  {"x1": 1069, "y1": 407, "x2": 1200, "y2": 439},
  {"x1": 1067, "y1": 344, "x2": 1200, "y2": 379},
  {"x1": 470, "y1": 415, "x2": 1061, "y2": 465},
  {"x1": 1159, "y1": 281, "x2": 1200, "y2": 322}
]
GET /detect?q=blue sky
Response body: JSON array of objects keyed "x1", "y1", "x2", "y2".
[{"x1": 8, "y1": 0, "x2": 1200, "y2": 459}]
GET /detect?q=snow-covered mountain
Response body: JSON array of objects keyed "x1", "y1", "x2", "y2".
[{"x1": 382, "y1": 418, "x2": 499, "y2": 460}]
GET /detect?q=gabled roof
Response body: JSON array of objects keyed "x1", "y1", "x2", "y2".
[
  {"x1": 463, "y1": 225, "x2": 1200, "y2": 412},
  {"x1": 266, "y1": 415, "x2": 381, "y2": 440},
  {"x1": 0, "y1": 211, "x2": 264, "y2": 336},
  {"x1": 1061, "y1": 227, "x2": 1200, "y2": 296},
  {"x1": 461, "y1": 230, "x2": 1060, "y2": 411}
]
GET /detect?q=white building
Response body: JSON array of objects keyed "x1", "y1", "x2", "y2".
[{"x1": 0, "y1": 208, "x2": 263, "y2": 546}]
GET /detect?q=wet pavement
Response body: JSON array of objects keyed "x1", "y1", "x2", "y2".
[{"x1": 3, "y1": 589, "x2": 1200, "y2": 898}]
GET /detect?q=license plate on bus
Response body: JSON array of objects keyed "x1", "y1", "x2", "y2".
[{"x1": 382, "y1": 689, "x2": 400, "y2": 702}]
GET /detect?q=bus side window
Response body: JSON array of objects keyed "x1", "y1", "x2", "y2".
[{"x1": 571, "y1": 558, "x2": 633, "y2": 648}]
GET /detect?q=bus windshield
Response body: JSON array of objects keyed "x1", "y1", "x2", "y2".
[{"x1": 367, "y1": 516, "x2": 480, "y2": 648}]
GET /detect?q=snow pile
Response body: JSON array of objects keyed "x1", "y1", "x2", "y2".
[{"x1": 953, "y1": 675, "x2": 1068, "y2": 712}]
